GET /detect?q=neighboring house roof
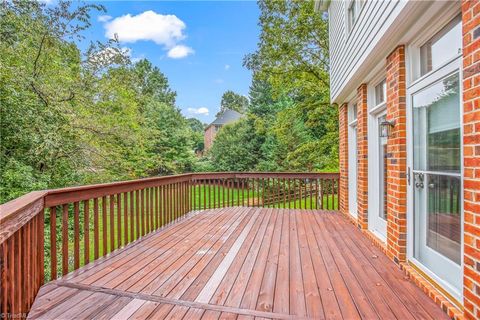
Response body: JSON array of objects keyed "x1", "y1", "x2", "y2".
[{"x1": 206, "y1": 109, "x2": 243, "y2": 130}]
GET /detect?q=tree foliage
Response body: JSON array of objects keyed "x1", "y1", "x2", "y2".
[
  {"x1": 218, "y1": 90, "x2": 249, "y2": 115},
  {"x1": 0, "y1": 1, "x2": 198, "y2": 203},
  {"x1": 210, "y1": 0, "x2": 338, "y2": 173}
]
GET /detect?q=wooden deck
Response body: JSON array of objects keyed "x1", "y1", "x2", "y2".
[{"x1": 28, "y1": 208, "x2": 448, "y2": 320}]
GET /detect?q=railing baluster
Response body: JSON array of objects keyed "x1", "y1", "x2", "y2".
[
  {"x1": 13, "y1": 232, "x2": 19, "y2": 314},
  {"x1": 304, "y1": 181, "x2": 307, "y2": 209},
  {"x1": 101, "y1": 196, "x2": 107, "y2": 256},
  {"x1": 176, "y1": 182, "x2": 179, "y2": 218},
  {"x1": 61, "y1": 204, "x2": 69, "y2": 275},
  {"x1": 109, "y1": 195, "x2": 115, "y2": 250},
  {"x1": 177, "y1": 183, "x2": 181, "y2": 218},
  {"x1": 94, "y1": 199, "x2": 99, "y2": 260},
  {"x1": 39, "y1": 209, "x2": 44, "y2": 286},
  {"x1": 49, "y1": 207, "x2": 57, "y2": 280},
  {"x1": 331, "y1": 178, "x2": 335, "y2": 210},
  {"x1": 84, "y1": 200, "x2": 90, "y2": 265},
  {"x1": 155, "y1": 186, "x2": 159, "y2": 229},
  {"x1": 145, "y1": 189, "x2": 149, "y2": 234},
  {"x1": 74, "y1": 202, "x2": 79, "y2": 270},
  {"x1": 130, "y1": 192, "x2": 134, "y2": 241},
  {"x1": 123, "y1": 192, "x2": 128, "y2": 246},
  {"x1": 117, "y1": 193, "x2": 122, "y2": 247},
  {"x1": 226, "y1": 179, "x2": 230, "y2": 207}
]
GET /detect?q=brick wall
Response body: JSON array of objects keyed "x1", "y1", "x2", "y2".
[
  {"x1": 385, "y1": 45, "x2": 407, "y2": 264},
  {"x1": 338, "y1": 103, "x2": 349, "y2": 216},
  {"x1": 462, "y1": 0, "x2": 480, "y2": 318},
  {"x1": 204, "y1": 125, "x2": 217, "y2": 152},
  {"x1": 356, "y1": 84, "x2": 369, "y2": 229}
]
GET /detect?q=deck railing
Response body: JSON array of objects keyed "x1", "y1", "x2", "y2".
[{"x1": 0, "y1": 172, "x2": 339, "y2": 317}]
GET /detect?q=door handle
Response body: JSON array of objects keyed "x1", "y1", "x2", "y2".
[{"x1": 413, "y1": 172, "x2": 424, "y2": 189}]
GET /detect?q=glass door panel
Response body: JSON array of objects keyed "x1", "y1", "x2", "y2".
[
  {"x1": 412, "y1": 72, "x2": 461, "y2": 293},
  {"x1": 378, "y1": 115, "x2": 388, "y2": 222}
]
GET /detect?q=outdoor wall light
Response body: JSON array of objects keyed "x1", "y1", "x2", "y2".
[{"x1": 379, "y1": 119, "x2": 395, "y2": 138}]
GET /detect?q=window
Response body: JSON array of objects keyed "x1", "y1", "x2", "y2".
[
  {"x1": 420, "y1": 15, "x2": 462, "y2": 76},
  {"x1": 349, "y1": 103, "x2": 358, "y2": 124},
  {"x1": 347, "y1": 0, "x2": 365, "y2": 32},
  {"x1": 374, "y1": 79, "x2": 386, "y2": 106}
]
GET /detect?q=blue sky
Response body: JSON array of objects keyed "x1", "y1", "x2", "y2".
[{"x1": 82, "y1": 1, "x2": 260, "y2": 124}]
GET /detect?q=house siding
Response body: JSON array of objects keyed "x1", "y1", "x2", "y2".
[{"x1": 329, "y1": 0, "x2": 404, "y2": 102}]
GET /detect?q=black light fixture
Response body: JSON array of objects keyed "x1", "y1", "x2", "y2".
[{"x1": 379, "y1": 119, "x2": 395, "y2": 138}]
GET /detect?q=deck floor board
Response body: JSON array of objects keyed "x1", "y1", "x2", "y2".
[{"x1": 28, "y1": 208, "x2": 449, "y2": 320}]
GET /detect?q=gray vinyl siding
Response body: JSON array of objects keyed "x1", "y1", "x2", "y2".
[{"x1": 328, "y1": 0, "x2": 402, "y2": 102}]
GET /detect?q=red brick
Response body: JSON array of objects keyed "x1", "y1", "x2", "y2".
[
  {"x1": 385, "y1": 45, "x2": 407, "y2": 264},
  {"x1": 356, "y1": 84, "x2": 368, "y2": 229},
  {"x1": 463, "y1": 1, "x2": 480, "y2": 317},
  {"x1": 338, "y1": 103, "x2": 349, "y2": 217}
]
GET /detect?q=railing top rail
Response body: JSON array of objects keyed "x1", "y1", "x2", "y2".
[
  {"x1": 191, "y1": 172, "x2": 339, "y2": 179},
  {"x1": 0, "y1": 171, "x2": 340, "y2": 237},
  {"x1": 0, "y1": 190, "x2": 47, "y2": 223},
  {"x1": 0, "y1": 191, "x2": 46, "y2": 243}
]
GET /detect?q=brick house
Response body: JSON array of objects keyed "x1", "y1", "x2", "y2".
[
  {"x1": 204, "y1": 109, "x2": 243, "y2": 152},
  {"x1": 319, "y1": 0, "x2": 480, "y2": 318}
]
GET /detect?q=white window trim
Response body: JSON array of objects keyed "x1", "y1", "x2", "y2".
[
  {"x1": 345, "y1": 0, "x2": 366, "y2": 35},
  {"x1": 348, "y1": 102, "x2": 358, "y2": 218},
  {"x1": 367, "y1": 76, "x2": 388, "y2": 242}
]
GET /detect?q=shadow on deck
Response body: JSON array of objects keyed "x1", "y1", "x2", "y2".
[{"x1": 28, "y1": 208, "x2": 447, "y2": 320}]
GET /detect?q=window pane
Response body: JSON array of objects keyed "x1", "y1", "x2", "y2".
[
  {"x1": 413, "y1": 73, "x2": 460, "y2": 172},
  {"x1": 427, "y1": 174, "x2": 461, "y2": 264},
  {"x1": 348, "y1": 1, "x2": 356, "y2": 30},
  {"x1": 420, "y1": 15, "x2": 461, "y2": 76},
  {"x1": 375, "y1": 79, "x2": 386, "y2": 105},
  {"x1": 378, "y1": 115, "x2": 387, "y2": 221},
  {"x1": 349, "y1": 103, "x2": 357, "y2": 122}
]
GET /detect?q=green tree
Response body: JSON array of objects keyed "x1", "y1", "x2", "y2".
[
  {"x1": 246, "y1": 0, "x2": 337, "y2": 172},
  {"x1": 244, "y1": 0, "x2": 330, "y2": 99},
  {"x1": 0, "y1": 1, "x2": 199, "y2": 203},
  {"x1": 218, "y1": 90, "x2": 249, "y2": 115},
  {"x1": 187, "y1": 118, "x2": 206, "y2": 154},
  {"x1": 208, "y1": 118, "x2": 264, "y2": 171}
]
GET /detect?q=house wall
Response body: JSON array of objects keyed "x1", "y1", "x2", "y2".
[
  {"x1": 385, "y1": 45, "x2": 407, "y2": 265},
  {"x1": 462, "y1": 1, "x2": 480, "y2": 318},
  {"x1": 329, "y1": 0, "x2": 406, "y2": 102},
  {"x1": 204, "y1": 125, "x2": 218, "y2": 152},
  {"x1": 332, "y1": 0, "x2": 480, "y2": 318},
  {"x1": 338, "y1": 103, "x2": 349, "y2": 216},
  {"x1": 356, "y1": 84, "x2": 369, "y2": 229}
]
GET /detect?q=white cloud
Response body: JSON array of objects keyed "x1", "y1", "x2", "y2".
[
  {"x1": 224, "y1": 64, "x2": 230, "y2": 70},
  {"x1": 104, "y1": 11, "x2": 186, "y2": 47},
  {"x1": 187, "y1": 107, "x2": 209, "y2": 115},
  {"x1": 167, "y1": 45, "x2": 194, "y2": 59},
  {"x1": 98, "y1": 15, "x2": 112, "y2": 22},
  {"x1": 214, "y1": 78, "x2": 224, "y2": 84}
]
